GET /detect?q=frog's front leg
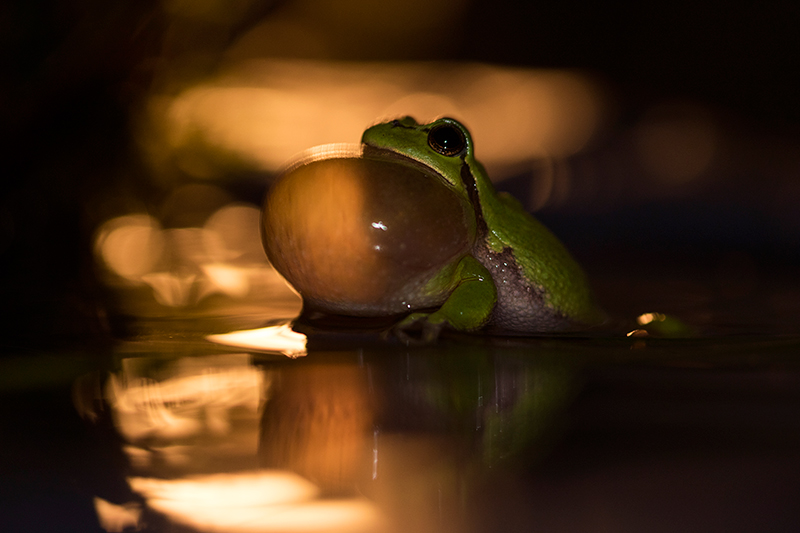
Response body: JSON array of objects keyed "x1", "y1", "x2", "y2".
[{"x1": 393, "y1": 255, "x2": 497, "y2": 343}]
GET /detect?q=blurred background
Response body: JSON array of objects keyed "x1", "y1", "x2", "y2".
[
  {"x1": 3, "y1": 3, "x2": 800, "y2": 532},
  {"x1": 2, "y1": 0, "x2": 800, "y2": 346}
]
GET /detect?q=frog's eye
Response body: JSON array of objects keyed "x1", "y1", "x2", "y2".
[{"x1": 427, "y1": 124, "x2": 466, "y2": 157}]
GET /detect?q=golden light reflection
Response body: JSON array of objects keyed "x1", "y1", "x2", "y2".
[
  {"x1": 260, "y1": 364, "x2": 372, "y2": 493},
  {"x1": 94, "y1": 497, "x2": 142, "y2": 533},
  {"x1": 104, "y1": 346, "x2": 388, "y2": 533},
  {"x1": 106, "y1": 353, "x2": 265, "y2": 444},
  {"x1": 129, "y1": 471, "x2": 385, "y2": 533},
  {"x1": 207, "y1": 323, "x2": 308, "y2": 357},
  {"x1": 637, "y1": 312, "x2": 667, "y2": 326},
  {"x1": 150, "y1": 60, "x2": 606, "y2": 175},
  {"x1": 130, "y1": 471, "x2": 318, "y2": 508}
]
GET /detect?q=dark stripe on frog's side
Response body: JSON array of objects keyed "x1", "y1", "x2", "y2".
[
  {"x1": 459, "y1": 159, "x2": 571, "y2": 333},
  {"x1": 459, "y1": 157, "x2": 489, "y2": 235}
]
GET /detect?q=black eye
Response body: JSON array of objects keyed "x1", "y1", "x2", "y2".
[{"x1": 427, "y1": 124, "x2": 466, "y2": 157}]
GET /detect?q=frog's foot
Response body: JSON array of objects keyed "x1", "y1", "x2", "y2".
[{"x1": 390, "y1": 312, "x2": 446, "y2": 345}]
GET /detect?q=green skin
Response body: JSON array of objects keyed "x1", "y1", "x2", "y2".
[{"x1": 361, "y1": 117, "x2": 606, "y2": 340}]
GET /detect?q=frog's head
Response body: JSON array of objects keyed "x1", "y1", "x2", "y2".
[{"x1": 361, "y1": 117, "x2": 474, "y2": 193}]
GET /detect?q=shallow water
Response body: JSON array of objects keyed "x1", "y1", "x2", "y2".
[{"x1": 4, "y1": 261, "x2": 800, "y2": 533}]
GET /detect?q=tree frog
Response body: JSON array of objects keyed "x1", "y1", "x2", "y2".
[{"x1": 262, "y1": 117, "x2": 607, "y2": 340}]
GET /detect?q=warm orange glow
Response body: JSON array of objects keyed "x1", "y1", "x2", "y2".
[
  {"x1": 128, "y1": 471, "x2": 386, "y2": 533},
  {"x1": 151, "y1": 60, "x2": 606, "y2": 175},
  {"x1": 635, "y1": 102, "x2": 718, "y2": 185},
  {"x1": 265, "y1": 156, "x2": 383, "y2": 303},
  {"x1": 95, "y1": 214, "x2": 165, "y2": 281},
  {"x1": 199, "y1": 263, "x2": 251, "y2": 298},
  {"x1": 203, "y1": 203, "x2": 264, "y2": 262},
  {"x1": 207, "y1": 324, "x2": 307, "y2": 357},
  {"x1": 93, "y1": 200, "x2": 300, "y2": 310},
  {"x1": 106, "y1": 353, "x2": 266, "y2": 442},
  {"x1": 129, "y1": 471, "x2": 319, "y2": 508},
  {"x1": 637, "y1": 312, "x2": 667, "y2": 325},
  {"x1": 94, "y1": 497, "x2": 142, "y2": 533},
  {"x1": 108, "y1": 61, "x2": 607, "y2": 314},
  {"x1": 140, "y1": 269, "x2": 197, "y2": 307},
  {"x1": 260, "y1": 364, "x2": 373, "y2": 493}
]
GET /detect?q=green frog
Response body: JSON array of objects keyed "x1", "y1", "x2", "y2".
[{"x1": 262, "y1": 117, "x2": 607, "y2": 341}]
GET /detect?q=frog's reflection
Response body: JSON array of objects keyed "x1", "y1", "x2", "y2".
[
  {"x1": 257, "y1": 343, "x2": 578, "y2": 532},
  {"x1": 259, "y1": 361, "x2": 373, "y2": 494},
  {"x1": 103, "y1": 339, "x2": 578, "y2": 532}
]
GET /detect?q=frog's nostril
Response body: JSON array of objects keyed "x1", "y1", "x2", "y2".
[{"x1": 390, "y1": 116, "x2": 419, "y2": 128}]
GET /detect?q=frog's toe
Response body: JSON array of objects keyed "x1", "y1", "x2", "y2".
[{"x1": 392, "y1": 312, "x2": 445, "y2": 345}]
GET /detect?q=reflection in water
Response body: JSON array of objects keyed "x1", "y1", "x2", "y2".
[
  {"x1": 106, "y1": 353, "x2": 265, "y2": 473},
  {"x1": 256, "y1": 346, "x2": 577, "y2": 533},
  {"x1": 38, "y1": 332, "x2": 800, "y2": 533},
  {"x1": 260, "y1": 363, "x2": 373, "y2": 494},
  {"x1": 98, "y1": 340, "x2": 576, "y2": 532},
  {"x1": 207, "y1": 323, "x2": 308, "y2": 357},
  {"x1": 104, "y1": 351, "x2": 389, "y2": 532},
  {"x1": 94, "y1": 496, "x2": 143, "y2": 533},
  {"x1": 130, "y1": 471, "x2": 318, "y2": 509},
  {"x1": 129, "y1": 471, "x2": 385, "y2": 532}
]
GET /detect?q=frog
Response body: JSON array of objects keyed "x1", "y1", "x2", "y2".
[{"x1": 261, "y1": 116, "x2": 607, "y2": 341}]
